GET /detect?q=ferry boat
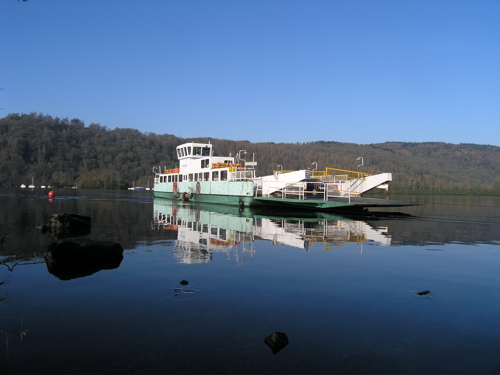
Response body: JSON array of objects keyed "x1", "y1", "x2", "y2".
[{"x1": 153, "y1": 142, "x2": 416, "y2": 210}]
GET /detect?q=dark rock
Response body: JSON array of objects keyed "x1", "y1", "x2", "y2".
[
  {"x1": 44, "y1": 238, "x2": 123, "y2": 280},
  {"x1": 416, "y1": 290, "x2": 431, "y2": 296},
  {"x1": 45, "y1": 213, "x2": 91, "y2": 238},
  {"x1": 46, "y1": 238, "x2": 122, "y2": 257},
  {"x1": 180, "y1": 280, "x2": 189, "y2": 285},
  {"x1": 264, "y1": 331, "x2": 289, "y2": 354}
]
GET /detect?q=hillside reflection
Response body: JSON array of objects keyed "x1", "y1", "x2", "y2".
[{"x1": 152, "y1": 199, "x2": 392, "y2": 264}]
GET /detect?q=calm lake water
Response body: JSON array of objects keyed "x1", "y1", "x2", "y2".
[{"x1": 0, "y1": 188, "x2": 499, "y2": 374}]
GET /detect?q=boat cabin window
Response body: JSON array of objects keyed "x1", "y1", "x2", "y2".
[
  {"x1": 187, "y1": 146, "x2": 191, "y2": 155},
  {"x1": 201, "y1": 159, "x2": 209, "y2": 168},
  {"x1": 179, "y1": 175, "x2": 183, "y2": 182},
  {"x1": 221, "y1": 170, "x2": 228, "y2": 181},
  {"x1": 202, "y1": 147, "x2": 211, "y2": 156},
  {"x1": 194, "y1": 147, "x2": 202, "y2": 156},
  {"x1": 212, "y1": 171, "x2": 219, "y2": 181},
  {"x1": 167, "y1": 175, "x2": 171, "y2": 183},
  {"x1": 188, "y1": 174, "x2": 193, "y2": 182},
  {"x1": 204, "y1": 172, "x2": 209, "y2": 181}
]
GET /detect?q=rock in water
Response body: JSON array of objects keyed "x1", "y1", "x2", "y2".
[
  {"x1": 46, "y1": 213, "x2": 91, "y2": 238},
  {"x1": 45, "y1": 238, "x2": 123, "y2": 280},
  {"x1": 416, "y1": 290, "x2": 431, "y2": 296},
  {"x1": 264, "y1": 331, "x2": 289, "y2": 354}
]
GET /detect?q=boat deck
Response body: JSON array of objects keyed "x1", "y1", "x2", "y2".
[{"x1": 253, "y1": 195, "x2": 420, "y2": 210}]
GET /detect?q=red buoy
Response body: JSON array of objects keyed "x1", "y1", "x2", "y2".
[{"x1": 48, "y1": 191, "x2": 55, "y2": 198}]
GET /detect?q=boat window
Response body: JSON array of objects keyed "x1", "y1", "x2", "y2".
[
  {"x1": 188, "y1": 174, "x2": 193, "y2": 182},
  {"x1": 201, "y1": 159, "x2": 209, "y2": 168},
  {"x1": 202, "y1": 147, "x2": 211, "y2": 156},
  {"x1": 177, "y1": 149, "x2": 181, "y2": 158},
  {"x1": 204, "y1": 172, "x2": 209, "y2": 181},
  {"x1": 194, "y1": 174, "x2": 198, "y2": 182},
  {"x1": 202, "y1": 224, "x2": 208, "y2": 233},
  {"x1": 179, "y1": 175, "x2": 183, "y2": 182},
  {"x1": 221, "y1": 170, "x2": 228, "y2": 181},
  {"x1": 187, "y1": 146, "x2": 191, "y2": 155},
  {"x1": 212, "y1": 171, "x2": 219, "y2": 181},
  {"x1": 167, "y1": 175, "x2": 171, "y2": 183},
  {"x1": 194, "y1": 147, "x2": 202, "y2": 156}
]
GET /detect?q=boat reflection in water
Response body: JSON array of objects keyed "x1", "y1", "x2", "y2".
[{"x1": 152, "y1": 198, "x2": 391, "y2": 263}]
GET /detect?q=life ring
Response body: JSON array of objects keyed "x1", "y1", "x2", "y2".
[{"x1": 196, "y1": 182, "x2": 201, "y2": 196}]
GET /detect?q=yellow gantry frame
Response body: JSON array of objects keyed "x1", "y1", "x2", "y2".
[{"x1": 310, "y1": 168, "x2": 371, "y2": 180}]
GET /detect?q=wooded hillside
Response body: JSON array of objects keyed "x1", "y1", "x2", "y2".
[{"x1": 1, "y1": 113, "x2": 499, "y2": 194}]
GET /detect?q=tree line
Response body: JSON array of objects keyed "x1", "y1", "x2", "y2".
[{"x1": 0, "y1": 112, "x2": 498, "y2": 194}]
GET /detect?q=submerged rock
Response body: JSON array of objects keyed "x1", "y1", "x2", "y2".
[
  {"x1": 416, "y1": 290, "x2": 431, "y2": 296},
  {"x1": 264, "y1": 331, "x2": 289, "y2": 354},
  {"x1": 45, "y1": 238, "x2": 123, "y2": 280},
  {"x1": 43, "y1": 213, "x2": 91, "y2": 238}
]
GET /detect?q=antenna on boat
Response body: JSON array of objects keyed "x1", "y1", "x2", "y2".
[
  {"x1": 311, "y1": 162, "x2": 317, "y2": 171},
  {"x1": 357, "y1": 157, "x2": 364, "y2": 168}
]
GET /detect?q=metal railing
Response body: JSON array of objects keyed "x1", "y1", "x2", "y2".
[{"x1": 254, "y1": 178, "x2": 365, "y2": 201}]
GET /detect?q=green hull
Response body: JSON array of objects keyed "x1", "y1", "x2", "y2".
[
  {"x1": 153, "y1": 191, "x2": 254, "y2": 207},
  {"x1": 252, "y1": 196, "x2": 354, "y2": 210},
  {"x1": 154, "y1": 190, "x2": 417, "y2": 211}
]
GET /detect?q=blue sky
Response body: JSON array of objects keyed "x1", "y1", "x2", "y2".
[{"x1": 1, "y1": 0, "x2": 499, "y2": 145}]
